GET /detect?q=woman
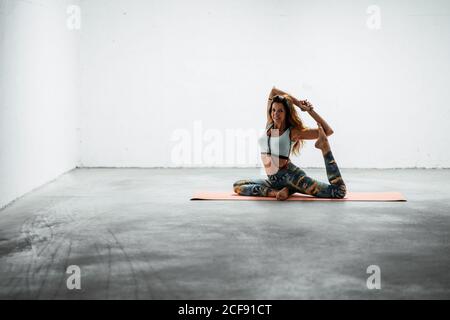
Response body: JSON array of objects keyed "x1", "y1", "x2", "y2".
[{"x1": 233, "y1": 86, "x2": 347, "y2": 201}]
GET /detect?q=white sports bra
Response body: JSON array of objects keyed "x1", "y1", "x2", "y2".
[{"x1": 258, "y1": 124, "x2": 294, "y2": 159}]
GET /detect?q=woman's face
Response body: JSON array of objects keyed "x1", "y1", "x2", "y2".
[{"x1": 271, "y1": 102, "x2": 286, "y2": 124}]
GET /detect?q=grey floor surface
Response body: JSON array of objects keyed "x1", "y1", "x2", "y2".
[{"x1": 0, "y1": 168, "x2": 449, "y2": 299}]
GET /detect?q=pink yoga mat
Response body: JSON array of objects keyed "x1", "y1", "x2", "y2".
[{"x1": 191, "y1": 191, "x2": 406, "y2": 202}]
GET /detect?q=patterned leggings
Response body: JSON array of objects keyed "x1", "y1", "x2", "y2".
[{"x1": 233, "y1": 151, "x2": 347, "y2": 199}]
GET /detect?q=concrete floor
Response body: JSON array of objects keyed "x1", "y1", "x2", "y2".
[{"x1": 0, "y1": 167, "x2": 449, "y2": 299}]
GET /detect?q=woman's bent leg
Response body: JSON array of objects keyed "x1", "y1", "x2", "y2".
[
  {"x1": 322, "y1": 150, "x2": 346, "y2": 197},
  {"x1": 233, "y1": 179, "x2": 274, "y2": 197},
  {"x1": 285, "y1": 152, "x2": 346, "y2": 199}
]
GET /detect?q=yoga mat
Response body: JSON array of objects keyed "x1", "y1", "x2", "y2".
[{"x1": 191, "y1": 191, "x2": 406, "y2": 202}]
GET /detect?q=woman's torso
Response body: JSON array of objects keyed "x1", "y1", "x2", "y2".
[{"x1": 258, "y1": 125, "x2": 294, "y2": 176}]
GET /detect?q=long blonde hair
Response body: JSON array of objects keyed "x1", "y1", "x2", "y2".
[{"x1": 266, "y1": 94, "x2": 307, "y2": 155}]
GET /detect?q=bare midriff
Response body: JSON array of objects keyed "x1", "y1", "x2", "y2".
[
  {"x1": 261, "y1": 154, "x2": 290, "y2": 176},
  {"x1": 260, "y1": 128, "x2": 292, "y2": 175}
]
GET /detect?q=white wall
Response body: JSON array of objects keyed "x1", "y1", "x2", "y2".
[
  {"x1": 0, "y1": 0, "x2": 80, "y2": 208},
  {"x1": 0, "y1": 0, "x2": 448, "y2": 208},
  {"x1": 79, "y1": 0, "x2": 450, "y2": 168}
]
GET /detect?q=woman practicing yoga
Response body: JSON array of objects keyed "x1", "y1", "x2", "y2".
[{"x1": 233, "y1": 86, "x2": 347, "y2": 200}]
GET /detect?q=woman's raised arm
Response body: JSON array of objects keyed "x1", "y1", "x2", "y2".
[{"x1": 268, "y1": 86, "x2": 303, "y2": 107}]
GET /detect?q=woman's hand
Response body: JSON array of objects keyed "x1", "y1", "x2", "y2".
[{"x1": 298, "y1": 99, "x2": 314, "y2": 112}]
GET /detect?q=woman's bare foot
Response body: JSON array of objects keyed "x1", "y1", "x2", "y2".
[
  {"x1": 276, "y1": 187, "x2": 290, "y2": 201},
  {"x1": 315, "y1": 124, "x2": 331, "y2": 154}
]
